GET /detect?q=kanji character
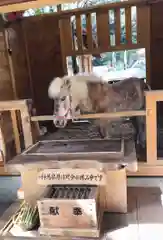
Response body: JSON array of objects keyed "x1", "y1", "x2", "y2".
[
  {"x1": 49, "y1": 206, "x2": 59, "y2": 215},
  {"x1": 73, "y1": 207, "x2": 82, "y2": 216}
]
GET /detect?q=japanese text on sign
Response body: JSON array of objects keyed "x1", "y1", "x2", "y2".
[
  {"x1": 38, "y1": 173, "x2": 103, "y2": 182},
  {"x1": 37, "y1": 169, "x2": 106, "y2": 185},
  {"x1": 73, "y1": 207, "x2": 82, "y2": 216},
  {"x1": 49, "y1": 206, "x2": 59, "y2": 215},
  {"x1": 48, "y1": 206, "x2": 83, "y2": 216}
]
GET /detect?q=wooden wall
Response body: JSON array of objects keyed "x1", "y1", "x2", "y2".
[
  {"x1": 8, "y1": 21, "x2": 31, "y2": 100},
  {"x1": 10, "y1": 15, "x2": 64, "y2": 116},
  {"x1": 150, "y1": 2, "x2": 163, "y2": 90},
  {"x1": 0, "y1": 30, "x2": 14, "y2": 99},
  {"x1": 150, "y1": 2, "x2": 163, "y2": 119}
]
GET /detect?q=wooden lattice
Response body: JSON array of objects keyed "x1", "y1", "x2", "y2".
[{"x1": 59, "y1": 2, "x2": 150, "y2": 57}]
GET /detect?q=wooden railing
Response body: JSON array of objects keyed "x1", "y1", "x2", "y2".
[
  {"x1": 59, "y1": 1, "x2": 150, "y2": 57},
  {"x1": 58, "y1": 1, "x2": 151, "y2": 82},
  {"x1": 0, "y1": 99, "x2": 39, "y2": 165}
]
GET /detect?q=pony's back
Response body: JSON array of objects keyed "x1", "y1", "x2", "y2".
[
  {"x1": 74, "y1": 72, "x2": 104, "y2": 83},
  {"x1": 68, "y1": 73, "x2": 105, "y2": 103}
]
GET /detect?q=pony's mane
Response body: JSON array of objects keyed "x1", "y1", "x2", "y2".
[
  {"x1": 48, "y1": 77, "x2": 63, "y2": 99},
  {"x1": 48, "y1": 73, "x2": 105, "y2": 99}
]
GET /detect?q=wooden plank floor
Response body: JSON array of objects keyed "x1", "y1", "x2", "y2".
[{"x1": 102, "y1": 186, "x2": 163, "y2": 240}]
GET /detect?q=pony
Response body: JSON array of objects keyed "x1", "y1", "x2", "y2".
[{"x1": 48, "y1": 73, "x2": 150, "y2": 147}]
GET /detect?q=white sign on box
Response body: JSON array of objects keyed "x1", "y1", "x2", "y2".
[{"x1": 37, "y1": 168, "x2": 106, "y2": 185}]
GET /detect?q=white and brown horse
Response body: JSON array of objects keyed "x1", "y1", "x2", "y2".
[{"x1": 48, "y1": 73, "x2": 150, "y2": 147}]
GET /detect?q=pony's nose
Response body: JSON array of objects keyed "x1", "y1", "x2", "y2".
[{"x1": 53, "y1": 118, "x2": 68, "y2": 128}]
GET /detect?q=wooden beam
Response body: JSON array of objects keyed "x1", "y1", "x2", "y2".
[
  {"x1": 30, "y1": 110, "x2": 146, "y2": 122},
  {"x1": 59, "y1": 17, "x2": 73, "y2": 70},
  {"x1": 125, "y1": 7, "x2": 132, "y2": 45},
  {"x1": 75, "y1": 14, "x2": 83, "y2": 52},
  {"x1": 67, "y1": 43, "x2": 145, "y2": 57},
  {"x1": 0, "y1": 0, "x2": 74, "y2": 13},
  {"x1": 4, "y1": 30, "x2": 18, "y2": 100},
  {"x1": 0, "y1": 99, "x2": 31, "y2": 111},
  {"x1": 127, "y1": 163, "x2": 163, "y2": 176},
  {"x1": 21, "y1": 23, "x2": 35, "y2": 104},
  {"x1": 145, "y1": 90, "x2": 163, "y2": 100},
  {"x1": 96, "y1": 10, "x2": 110, "y2": 49},
  {"x1": 115, "y1": 8, "x2": 121, "y2": 46},
  {"x1": 86, "y1": 13, "x2": 93, "y2": 51}
]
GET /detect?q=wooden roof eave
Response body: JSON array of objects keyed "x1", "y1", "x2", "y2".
[
  {"x1": 0, "y1": 0, "x2": 152, "y2": 14},
  {"x1": 0, "y1": 0, "x2": 77, "y2": 13}
]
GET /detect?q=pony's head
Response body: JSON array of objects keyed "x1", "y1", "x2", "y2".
[
  {"x1": 48, "y1": 73, "x2": 104, "y2": 128},
  {"x1": 48, "y1": 76, "x2": 72, "y2": 128}
]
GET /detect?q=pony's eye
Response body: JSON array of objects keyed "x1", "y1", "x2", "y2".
[{"x1": 61, "y1": 96, "x2": 66, "y2": 101}]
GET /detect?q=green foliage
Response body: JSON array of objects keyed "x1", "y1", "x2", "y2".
[{"x1": 34, "y1": 8, "x2": 42, "y2": 15}]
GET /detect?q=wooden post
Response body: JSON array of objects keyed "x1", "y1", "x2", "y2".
[
  {"x1": 0, "y1": 113, "x2": 6, "y2": 163},
  {"x1": 57, "y1": 4, "x2": 62, "y2": 12},
  {"x1": 21, "y1": 168, "x2": 46, "y2": 206},
  {"x1": 21, "y1": 22, "x2": 35, "y2": 104},
  {"x1": 137, "y1": 5, "x2": 151, "y2": 84},
  {"x1": 11, "y1": 110, "x2": 21, "y2": 154},
  {"x1": 20, "y1": 101, "x2": 33, "y2": 149},
  {"x1": 4, "y1": 29, "x2": 17, "y2": 100},
  {"x1": 146, "y1": 93, "x2": 157, "y2": 164},
  {"x1": 104, "y1": 168, "x2": 127, "y2": 213},
  {"x1": 78, "y1": 55, "x2": 92, "y2": 73}
]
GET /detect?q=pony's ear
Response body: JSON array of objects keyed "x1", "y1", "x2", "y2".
[{"x1": 48, "y1": 77, "x2": 62, "y2": 99}]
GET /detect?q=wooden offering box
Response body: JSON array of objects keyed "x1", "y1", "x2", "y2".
[
  {"x1": 5, "y1": 138, "x2": 137, "y2": 217},
  {"x1": 38, "y1": 185, "x2": 101, "y2": 236}
]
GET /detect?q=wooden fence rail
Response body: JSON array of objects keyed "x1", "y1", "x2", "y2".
[{"x1": 30, "y1": 110, "x2": 146, "y2": 121}]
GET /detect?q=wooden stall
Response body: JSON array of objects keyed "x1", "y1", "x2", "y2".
[
  {"x1": 0, "y1": 0, "x2": 162, "y2": 238},
  {"x1": 0, "y1": 0, "x2": 162, "y2": 177},
  {"x1": 0, "y1": 0, "x2": 163, "y2": 237}
]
